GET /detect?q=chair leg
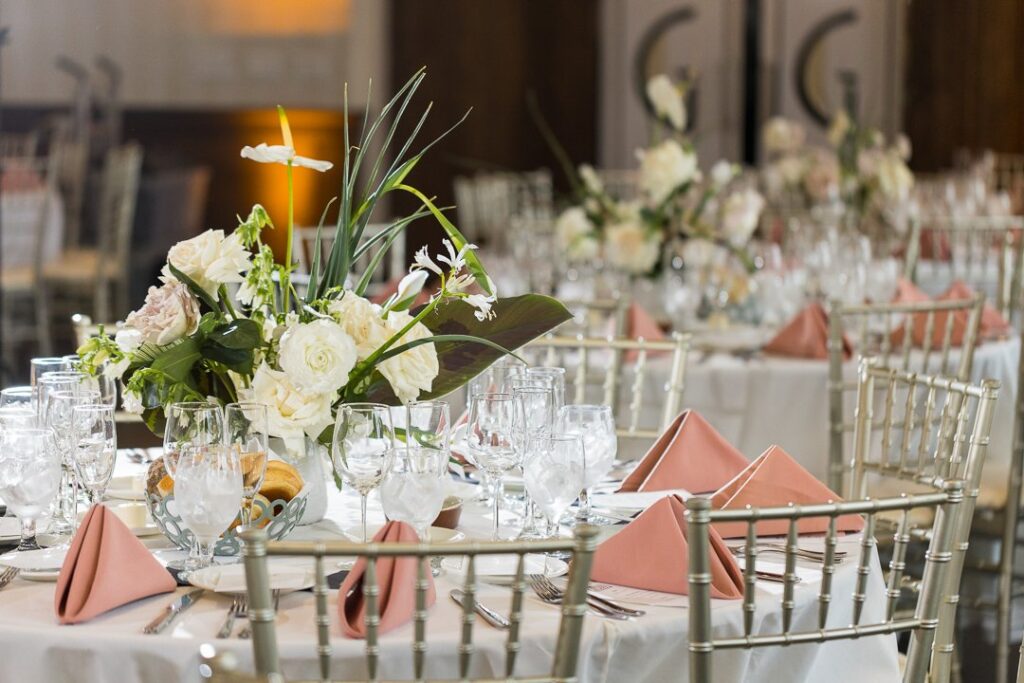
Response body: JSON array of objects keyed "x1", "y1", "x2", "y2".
[{"x1": 36, "y1": 283, "x2": 53, "y2": 356}]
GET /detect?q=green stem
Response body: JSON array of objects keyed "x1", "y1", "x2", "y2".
[
  {"x1": 282, "y1": 161, "x2": 295, "y2": 313},
  {"x1": 218, "y1": 285, "x2": 238, "y2": 320}
]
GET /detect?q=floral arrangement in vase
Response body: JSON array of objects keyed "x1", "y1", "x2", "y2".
[
  {"x1": 76, "y1": 71, "x2": 571, "y2": 478},
  {"x1": 550, "y1": 74, "x2": 765, "y2": 278}
]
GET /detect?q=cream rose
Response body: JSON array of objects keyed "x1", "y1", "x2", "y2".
[
  {"x1": 720, "y1": 189, "x2": 765, "y2": 246},
  {"x1": 638, "y1": 139, "x2": 698, "y2": 205},
  {"x1": 377, "y1": 311, "x2": 439, "y2": 403},
  {"x1": 605, "y1": 220, "x2": 661, "y2": 275},
  {"x1": 124, "y1": 281, "x2": 201, "y2": 346},
  {"x1": 555, "y1": 207, "x2": 599, "y2": 262},
  {"x1": 278, "y1": 319, "x2": 357, "y2": 394},
  {"x1": 874, "y1": 153, "x2": 914, "y2": 201},
  {"x1": 803, "y1": 151, "x2": 840, "y2": 203},
  {"x1": 645, "y1": 74, "x2": 685, "y2": 131},
  {"x1": 161, "y1": 229, "x2": 252, "y2": 294},
  {"x1": 328, "y1": 292, "x2": 391, "y2": 360},
  {"x1": 763, "y1": 117, "x2": 806, "y2": 154},
  {"x1": 248, "y1": 363, "x2": 334, "y2": 448}
]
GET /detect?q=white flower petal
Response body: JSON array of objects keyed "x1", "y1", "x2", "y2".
[
  {"x1": 241, "y1": 143, "x2": 295, "y2": 164},
  {"x1": 292, "y1": 155, "x2": 334, "y2": 172}
]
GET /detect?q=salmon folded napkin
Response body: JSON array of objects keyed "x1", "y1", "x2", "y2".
[
  {"x1": 891, "y1": 278, "x2": 1006, "y2": 347},
  {"x1": 941, "y1": 280, "x2": 1011, "y2": 339},
  {"x1": 591, "y1": 494, "x2": 743, "y2": 598},
  {"x1": 624, "y1": 303, "x2": 667, "y2": 362},
  {"x1": 338, "y1": 521, "x2": 436, "y2": 638},
  {"x1": 762, "y1": 303, "x2": 852, "y2": 360},
  {"x1": 618, "y1": 411, "x2": 748, "y2": 494},
  {"x1": 54, "y1": 504, "x2": 176, "y2": 625},
  {"x1": 710, "y1": 445, "x2": 864, "y2": 538}
]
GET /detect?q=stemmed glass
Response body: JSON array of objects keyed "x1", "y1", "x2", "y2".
[
  {"x1": 525, "y1": 367, "x2": 566, "y2": 410},
  {"x1": 0, "y1": 387, "x2": 37, "y2": 431},
  {"x1": 0, "y1": 427, "x2": 62, "y2": 550},
  {"x1": 43, "y1": 379, "x2": 101, "y2": 536},
  {"x1": 63, "y1": 356, "x2": 117, "y2": 407},
  {"x1": 559, "y1": 405, "x2": 617, "y2": 523},
  {"x1": 380, "y1": 447, "x2": 448, "y2": 542},
  {"x1": 331, "y1": 403, "x2": 395, "y2": 542},
  {"x1": 466, "y1": 393, "x2": 519, "y2": 539},
  {"x1": 72, "y1": 404, "x2": 117, "y2": 503},
  {"x1": 225, "y1": 403, "x2": 269, "y2": 529},
  {"x1": 523, "y1": 434, "x2": 586, "y2": 573},
  {"x1": 173, "y1": 444, "x2": 243, "y2": 571},
  {"x1": 513, "y1": 386, "x2": 555, "y2": 538}
]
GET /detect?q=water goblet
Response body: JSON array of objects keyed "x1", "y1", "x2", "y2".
[
  {"x1": 163, "y1": 402, "x2": 225, "y2": 477},
  {"x1": 225, "y1": 403, "x2": 269, "y2": 529},
  {"x1": 0, "y1": 386, "x2": 34, "y2": 410},
  {"x1": 174, "y1": 444, "x2": 243, "y2": 572},
  {"x1": 30, "y1": 357, "x2": 70, "y2": 388},
  {"x1": 72, "y1": 404, "x2": 117, "y2": 504},
  {"x1": 380, "y1": 447, "x2": 448, "y2": 542},
  {"x1": 0, "y1": 427, "x2": 62, "y2": 550},
  {"x1": 558, "y1": 404, "x2": 617, "y2": 523},
  {"x1": 466, "y1": 393, "x2": 519, "y2": 540},
  {"x1": 524, "y1": 434, "x2": 585, "y2": 568},
  {"x1": 331, "y1": 403, "x2": 395, "y2": 542},
  {"x1": 513, "y1": 386, "x2": 555, "y2": 539},
  {"x1": 525, "y1": 367, "x2": 566, "y2": 410},
  {"x1": 44, "y1": 384, "x2": 100, "y2": 536}
]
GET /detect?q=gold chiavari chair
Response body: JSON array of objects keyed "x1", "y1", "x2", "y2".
[
  {"x1": 522, "y1": 333, "x2": 690, "y2": 443},
  {"x1": 825, "y1": 295, "x2": 985, "y2": 491},
  {"x1": 556, "y1": 298, "x2": 629, "y2": 339},
  {"x1": 199, "y1": 525, "x2": 599, "y2": 683},
  {"x1": 0, "y1": 131, "x2": 39, "y2": 159},
  {"x1": 994, "y1": 153, "x2": 1024, "y2": 213}
]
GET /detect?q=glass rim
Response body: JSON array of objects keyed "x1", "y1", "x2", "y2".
[
  {"x1": 30, "y1": 356, "x2": 69, "y2": 365},
  {"x1": 471, "y1": 392, "x2": 514, "y2": 402},
  {"x1": 559, "y1": 403, "x2": 612, "y2": 413},
  {"x1": 71, "y1": 403, "x2": 116, "y2": 413},
  {"x1": 38, "y1": 370, "x2": 87, "y2": 383},
  {"x1": 0, "y1": 386, "x2": 33, "y2": 395},
  {"x1": 405, "y1": 399, "x2": 449, "y2": 408},
  {"x1": 225, "y1": 401, "x2": 269, "y2": 413},
  {"x1": 167, "y1": 401, "x2": 221, "y2": 412},
  {"x1": 0, "y1": 426, "x2": 54, "y2": 436},
  {"x1": 526, "y1": 366, "x2": 567, "y2": 375},
  {"x1": 512, "y1": 385, "x2": 553, "y2": 395}
]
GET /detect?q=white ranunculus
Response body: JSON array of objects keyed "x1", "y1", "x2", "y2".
[
  {"x1": 874, "y1": 153, "x2": 914, "y2": 201},
  {"x1": 605, "y1": 220, "x2": 661, "y2": 275},
  {"x1": 578, "y1": 164, "x2": 604, "y2": 195},
  {"x1": 328, "y1": 292, "x2": 391, "y2": 361},
  {"x1": 377, "y1": 311, "x2": 439, "y2": 403},
  {"x1": 248, "y1": 362, "x2": 334, "y2": 450},
  {"x1": 720, "y1": 189, "x2": 766, "y2": 246},
  {"x1": 555, "y1": 207, "x2": 599, "y2": 262},
  {"x1": 124, "y1": 281, "x2": 201, "y2": 346},
  {"x1": 240, "y1": 143, "x2": 333, "y2": 172},
  {"x1": 645, "y1": 74, "x2": 686, "y2": 131},
  {"x1": 161, "y1": 229, "x2": 252, "y2": 295},
  {"x1": 115, "y1": 328, "x2": 143, "y2": 353},
  {"x1": 104, "y1": 357, "x2": 130, "y2": 380},
  {"x1": 277, "y1": 319, "x2": 357, "y2": 394},
  {"x1": 637, "y1": 139, "x2": 698, "y2": 205},
  {"x1": 763, "y1": 117, "x2": 806, "y2": 154}
]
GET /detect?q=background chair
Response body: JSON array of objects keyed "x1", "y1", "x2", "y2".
[
  {"x1": 453, "y1": 169, "x2": 552, "y2": 251},
  {"x1": 200, "y1": 524, "x2": 598, "y2": 682}
]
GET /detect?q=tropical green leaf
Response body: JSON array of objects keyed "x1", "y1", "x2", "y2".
[
  {"x1": 167, "y1": 263, "x2": 219, "y2": 312},
  {"x1": 150, "y1": 337, "x2": 202, "y2": 384},
  {"x1": 201, "y1": 318, "x2": 261, "y2": 374}
]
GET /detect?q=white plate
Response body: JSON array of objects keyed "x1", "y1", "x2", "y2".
[
  {"x1": 187, "y1": 559, "x2": 327, "y2": 595},
  {"x1": 589, "y1": 490, "x2": 691, "y2": 513},
  {"x1": 0, "y1": 546, "x2": 67, "y2": 574},
  {"x1": 441, "y1": 553, "x2": 567, "y2": 581},
  {"x1": 93, "y1": 501, "x2": 160, "y2": 537},
  {"x1": 0, "y1": 517, "x2": 22, "y2": 543},
  {"x1": 106, "y1": 474, "x2": 148, "y2": 501}
]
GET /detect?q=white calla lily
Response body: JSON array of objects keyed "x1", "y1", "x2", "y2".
[{"x1": 240, "y1": 143, "x2": 333, "y2": 172}]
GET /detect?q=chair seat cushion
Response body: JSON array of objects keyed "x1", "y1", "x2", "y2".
[
  {"x1": 42, "y1": 249, "x2": 118, "y2": 283},
  {"x1": 1, "y1": 265, "x2": 35, "y2": 291}
]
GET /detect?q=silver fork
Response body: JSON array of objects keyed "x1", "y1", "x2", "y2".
[
  {"x1": 529, "y1": 575, "x2": 628, "y2": 620},
  {"x1": 238, "y1": 589, "x2": 280, "y2": 640},
  {"x1": 728, "y1": 543, "x2": 847, "y2": 562},
  {"x1": 0, "y1": 566, "x2": 19, "y2": 590},
  {"x1": 216, "y1": 594, "x2": 248, "y2": 639},
  {"x1": 533, "y1": 575, "x2": 645, "y2": 617}
]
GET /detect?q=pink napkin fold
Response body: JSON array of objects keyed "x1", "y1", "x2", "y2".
[
  {"x1": 710, "y1": 445, "x2": 864, "y2": 538},
  {"x1": 338, "y1": 521, "x2": 436, "y2": 638},
  {"x1": 763, "y1": 303, "x2": 852, "y2": 360},
  {"x1": 941, "y1": 280, "x2": 1011, "y2": 340},
  {"x1": 591, "y1": 495, "x2": 743, "y2": 598},
  {"x1": 54, "y1": 504, "x2": 176, "y2": 625},
  {"x1": 891, "y1": 278, "x2": 1007, "y2": 347},
  {"x1": 623, "y1": 303, "x2": 667, "y2": 362},
  {"x1": 618, "y1": 410, "x2": 749, "y2": 494}
]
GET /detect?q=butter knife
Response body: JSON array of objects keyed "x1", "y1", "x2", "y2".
[
  {"x1": 143, "y1": 589, "x2": 204, "y2": 635},
  {"x1": 449, "y1": 589, "x2": 509, "y2": 630}
]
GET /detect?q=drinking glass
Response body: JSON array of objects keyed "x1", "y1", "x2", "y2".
[
  {"x1": 225, "y1": 403, "x2": 269, "y2": 529},
  {"x1": 523, "y1": 434, "x2": 585, "y2": 544},
  {"x1": 380, "y1": 447, "x2": 448, "y2": 541},
  {"x1": 30, "y1": 357, "x2": 70, "y2": 388},
  {"x1": 526, "y1": 367, "x2": 566, "y2": 410},
  {"x1": 163, "y1": 402, "x2": 224, "y2": 477},
  {"x1": 43, "y1": 383, "x2": 100, "y2": 535},
  {"x1": 398, "y1": 400, "x2": 451, "y2": 456},
  {"x1": 559, "y1": 404, "x2": 617, "y2": 523},
  {"x1": 0, "y1": 386, "x2": 34, "y2": 409},
  {"x1": 0, "y1": 427, "x2": 62, "y2": 550},
  {"x1": 468, "y1": 356, "x2": 527, "y2": 398},
  {"x1": 174, "y1": 444, "x2": 243, "y2": 571},
  {"x1": 0, "y1": 406, "x2": 37, "y2": 431},
  {"x1": 62, "y1": 356, "x2": 117, "y2": 407},
  {"x1": 331, "y1": 403, "x2": 395, "y2": 542},
  {"x1": 37, "y1": 371, "x2": 89, "y2": 422},
  {"x1": 513, "y1": 386, "x2": 555, "y2": 538},
  {"x1": 72, "y1": 404, "x2": 117, "y2": 503},
  {"x1": 466, "y1": 393, "x2": 519, "y2": 539}
]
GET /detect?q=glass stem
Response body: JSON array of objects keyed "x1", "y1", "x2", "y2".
[
  {"x1": 576, "y1": 487, "x2": 591, "y2": 522},
  {"x1": 239, "y1": 494, "x2": 254, "y2": 529},
  {"x1": 17, "y1": 517, "x2": 38, "y2": 551},
  {"x1": 361, "y1": 493, "x2": 369, "y2": 543},
  {"x1": 193, "y1": 538, "x2": 216, "y2": 570},
  {"x1": 492, "y1": 475, "x2": 504, "y2": 540},
  {"x1": 522, "y1": 495, "x2": 536, "y2": 533}
]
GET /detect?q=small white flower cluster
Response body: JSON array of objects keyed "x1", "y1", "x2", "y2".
[{"x1": 410, "y1": 240, "x2": 496, "y2": 322}]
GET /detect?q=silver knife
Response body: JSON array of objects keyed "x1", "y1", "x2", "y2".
[
  {"x1": 143, "y1": 589, "x2": 204, "y2": 635},
  {"x1": 449, "y1": 589, "x2": 509, "y2": 630}
]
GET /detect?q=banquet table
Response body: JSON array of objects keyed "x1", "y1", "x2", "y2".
[
  {"x1": 0, "y1": 456, "x2": 901, "y2": 683},
  {"x1": 1, "y1": 187, "x2": 64, "y2": 269}
]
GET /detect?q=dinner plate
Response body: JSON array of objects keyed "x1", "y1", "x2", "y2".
[
  {"x1": 440, "y1": 553, "x2": 567, "y2": 582},
  {"x1": 0, "y1": 517, "x2": 23, "y2": 543},
  {"x1": 96, "y1": 501, "x2": 160, "y2": 537},
  {"x1": 589, "y1": 489, "x2": 691, "y2": 513},
  {"x1": 187, "y1": 559, "x2": 330, "y2": 595},
  {"x1": 0, "y1": 546, "x2": 67, "y2": 580},
  {"x1": 106, "y1": 474, "x2": 148, "y2": 501}
]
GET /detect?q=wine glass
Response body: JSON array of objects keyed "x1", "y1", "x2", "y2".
[
  {"x1": 174, "y1": 444, "x2": 243, "y2": 571},
  {"x1": 559, "y1": 404, "x2": 617, "y2": 523},
  {"x1": 523, "y1": 434, "x2": 585, "y2": 557},
  {"x1": 0, "y1": 386, "x2": 34, "y2": 409},
  {"x1": 513, "y1": 385, "x2": 555, "y2": 539},
  {"x1": 525, "y1": 367, "x2": 566, "y2": 410},
  {"x1": 36, "y1": 371, "x2": 89, "y2": 421},
  {"x1": 30, "y1": 357, "x2": 70, "y2": 389},
  {"x1": 0, "y1": 427, "x2": 62, "y2": 550},
  {"x1": 163, "y1": 402, "x2": 224, "y2": 477},
  {"x1": 469, "y1": 356, "x2": 527, "y2": 398},
  {"x1": 63, "y1": 356, "x2": 117, "y2": 407},
  {"x1": 225, "y1": 402, "x2": 269, "y2": 529},
  {"x1": 399, "y1": 401, "x2": 451, "y2": 456},
  {"x1": 43, "y1": 383, "x2": 101, "y2": 536},
  {"x1": 331, "y1": 403, "x2": 395, "y2": 542},
  {"x1": 380, "y1": 447, "x2": 448, "y2": 542},
  {"x1": 0, "y1": 387, "x2": 37, "y2": 432},
  {"x1": 72, "y1": 404, "x2": 117, "y2": 503},
  {"x1": 466, "y1": 393, "x2": 519, "y2": 539}
]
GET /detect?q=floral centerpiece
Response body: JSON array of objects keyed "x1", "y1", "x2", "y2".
[
  {"x1": 550, "y1": 74, "x2": 765, "y2": 279},
  {"x1": 76, "y1": 71, "x2": 572, "y2": 514}
]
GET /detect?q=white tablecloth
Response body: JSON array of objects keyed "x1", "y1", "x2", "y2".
[
  {"x1": 0, "y1": 458, "x2": 900, "y2": 683},
  {"x1": 1, "y1": 188, "x2": 64, "y2": 269}
]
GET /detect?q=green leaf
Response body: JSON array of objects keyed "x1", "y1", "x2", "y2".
[
  {"x1": 396, "y1": 185, "x2": 494, "y2": 295},
  {"x1": 167, "y1": 263, "x2": 220, "y2": 312},
  {"x1": 201, "y1": 319, "x2": 261, "y2": 374},
  {"x1": 150, "y1": 337, "x2": 202, "y2": 384}
]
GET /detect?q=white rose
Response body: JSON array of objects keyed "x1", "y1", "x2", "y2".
[
  {"x1": 555, "y1": 207, "x2": 599, "y2": 262},
  {"x1": 161, "y1": 229, "x2": 252, "y2": 294},
  {"x1": 115, "y1": 328, "x2": 143, "y2": 353},
  {"x1": 710, "y1": 160, "x2": 736, "y2": 187},
  {"x1": 720, "y1": 189, "x2": 765, "y2": 246},
  {"x1": 763, "y1": 117, "x2": 806, "y2": 154},
  {"x1": 248, "y1": 362, "x2": 334, "y2": 450},
  {"x1": 377, "y1": 311, "x2": 439, "y2": 403},
  {"x1": 578, "y1": 164, "x2": 604, "y2": 195},
  {"x1": 124, "y1": 281, "x2": 201, "y2": 346},
  {"x1": 637, "y1": 139, "x2": 698, "y2": 205},
  {"x1": 328, "y1": 292, "x2": 391, "y2": 360},
  {"x1": 605, "y1": 220, "x2": 662, "y2": 275},
  {"x1": 645, "y1": 74, "x2": 686, "y2": 131},
  {"x1": 278, "y1": 319, "x2": 357, "y2": 394},
  {"x1": 778, "y1": 156, "x2": 806, "y2": 186},
  {"x1": 875, "y1": 154, "x2": 914, "y2": 202}
]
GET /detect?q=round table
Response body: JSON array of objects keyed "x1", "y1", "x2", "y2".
[{"x1": 0, "y1": 455, "x2": 901, "y2": 682}]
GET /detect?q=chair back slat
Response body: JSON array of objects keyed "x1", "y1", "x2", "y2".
[
  {"x1": 363, "y1": 557, "x2": 380, "y2": 680},
  {"x1": 852, "y1": 512, "x2": 877, "y2": 626},
  {"x1": 781, "y1": 518, "x2": 799, "y2": 633},
  {"x1": 314, "y1": 554, "x2": 333, "y2": 681},
  {"x1": 458, "y1": 555, "x2": 477, "y2": 680},
  {"x1": 505, "y1": 554, "x2": 528, "y2": 677},
  {"x1": 413, "y1": 558, "x2": 428, "y2": 680},
  {"x1": 743, "y1": 521, "x2": 757, "y2": 637},
  {"x1": 817, "y1": 516, "x2": 839, "y2": 629}
]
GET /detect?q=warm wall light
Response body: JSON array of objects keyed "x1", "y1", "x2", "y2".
[{"x1": 199, "y1": 0, "x2": 352, "y2": 36}]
